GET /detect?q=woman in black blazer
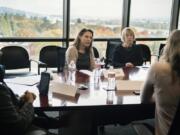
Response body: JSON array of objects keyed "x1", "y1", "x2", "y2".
[{"x1": 112, "y1": 27, "x2": 143, "y2": 68}]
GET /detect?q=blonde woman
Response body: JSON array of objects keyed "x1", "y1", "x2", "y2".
[
  {"x1": 141, "y1": 29, "x2": 180, "y2": 135},
  {"x1": 112, "y1": 27, "x2": 143, "y2": 68},
  {"x1": 66, "y1": 28, "x2": 95, "y2": 70}
]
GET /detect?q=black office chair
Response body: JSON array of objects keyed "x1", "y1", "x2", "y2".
[
  {"x1": 58, "y1": 47, "x2": 66, "y2": 71},
  {"x1": 138, "y1": 44, "x2": 151, "y2": 65},
  {"x1": 38, "y1": 45, "x2": 66, "y2": 74},
  {"x1": 158, "y1": 43, "x2": 165, "y2": 60},
  {"x1": 105, "y1": 40, "x2": 122, "y2": 68},
  {"x1": 0, "y1": 46, "x2": 33, "y2": 76},
  {"x1": 93, "y1": 46, "x2": 100, "y2": 58},
  {"x1": 0, "y1": 64, "x2": 5, "y2": 82}
]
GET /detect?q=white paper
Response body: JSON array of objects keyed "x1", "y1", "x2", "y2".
[
  {"x1": 116, "y1": 80, "x2": 144, "y2": 95},
  {"x1": 50, "y1": 82, "x2": 77, "y2": 98},
  {"x1": 5, "y1": 75, "x2": 40, "y2": 86}
]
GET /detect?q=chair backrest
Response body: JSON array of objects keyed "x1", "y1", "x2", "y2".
[
  {"x1": 39, "y1": 46, "x2": 66, "y2": 71},
  {"x1": 39, "y1": 46, "x2": 60, "y2": 68},
  {"x1": 105, "y1": 40, "x2": 122, "y2": 68},
  {"x1": 168, "y1": 100, "x2": 180, "y2": 135},
  {"x1": 158, "y1": 43, "x2": 165, "y2": 59},
  {"x1": 0, "y1": 46, "x2": 30, "y2": 70},
  {"x1": 58, "y1": 47, "x2": 66, "y2": 72},
  {"x1": 93, "y1": 46, "x2": 99, "y2": 58},
  {"x1": 0, "y1": 64, "x2": 5, "y2": 82},
  {"x1": 138, "y1": 44, "x2": 151, "y2": 64}
]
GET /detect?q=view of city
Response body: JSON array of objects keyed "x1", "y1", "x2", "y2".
[{"x1": 0, "y1": 0, "x2": 175, "y2": 59}]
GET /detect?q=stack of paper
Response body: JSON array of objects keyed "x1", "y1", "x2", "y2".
[
  {"x1": 50, "y1": 82, "x2": 77, "y2": 99},
  {"x1": 116, "y1": 80, "x2": 144, "y2": 95},
  {"x1": 5, "y1": 75, "x2": 40, "y2": 86},
  {"x1": 103, "y1": 68, "x2": 125, "y2": 80}
]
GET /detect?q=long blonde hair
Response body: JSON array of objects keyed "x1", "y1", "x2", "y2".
[{"x1": 161, "y1": 29, "x2": 180, "y2": 78}]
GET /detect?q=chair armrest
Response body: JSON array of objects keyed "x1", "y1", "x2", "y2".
[
  {"x1": 30, "y1": 59, "x2": 47, "y2": 66},
  {"x1": 30, "y1": 59, "x2": 48, "y2": 74}
]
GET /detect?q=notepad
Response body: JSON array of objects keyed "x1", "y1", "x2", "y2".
[
  {"x1": 116, "y1": 80, "x2": 143, "y2": 95},
  {"x1": 4, "y1": 75, "x2": 40, "y2": 86},
  {"x1": 50, "y1": 82, "x2": 77, "y2": 98},
  {"x1": 103, "y1": 68, "x2": 124, "y2": 80}
]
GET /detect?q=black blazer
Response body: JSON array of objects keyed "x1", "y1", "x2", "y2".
[
  {"x1": 0, "y1": 83, "x2": 34, "y2": 135},
  {"x1": 112, "y1": 44, "x2": 143, "y2": 68}
]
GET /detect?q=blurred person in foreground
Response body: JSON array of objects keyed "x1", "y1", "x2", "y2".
[
  {"x1": 0, "y1": 65, "x2": 61, "y2": 135},
  {"x1": 141, "y1": 29, "x2": 180, "y2": 135}
]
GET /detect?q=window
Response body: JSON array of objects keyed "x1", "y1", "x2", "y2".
[
  {"x1": 130, "y1": 0, "x2": 172, "y2": 38},
  {"x1": 70, "y1": 0, "x2": 123, "y2": 38},
  {"x1": 0, "y1": 0, "x2": 63, "y2": 38},
  {"x1": 178, "y1": 10, "x2": 180, "y2": 29}
]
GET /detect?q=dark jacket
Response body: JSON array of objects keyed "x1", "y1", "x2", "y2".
[
  {"x1": 0, "y1": 83, "x2": 34, "y2": 135},
  {"x1": 112, "y1": 44, "x2": 143, "y2": 68}
]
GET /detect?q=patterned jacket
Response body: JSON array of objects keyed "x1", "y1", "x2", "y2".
[{"x1": 0, "y1": 83, "x2": 34, "y2": 135}]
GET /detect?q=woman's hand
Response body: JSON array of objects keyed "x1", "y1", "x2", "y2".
[
  {"x1": 21, "y1": 91, "x2": 36, "y2": 104},
  {"x1": 125, "y1": 62, "x2": 134, "y2": 68}
]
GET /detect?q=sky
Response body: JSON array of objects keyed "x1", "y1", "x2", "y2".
[
  {"x1": 130, "y1": 0, "x2": 172, "y2": 19},
  {"x1": 0, "y1": 0, "x2": 172, "y2": 19},
  {"x1": 0, "y1": 0, "x2": 63, "y2": 15}
]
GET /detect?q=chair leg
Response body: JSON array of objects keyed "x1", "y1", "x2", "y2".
[
  {"x1": 99, "y1": 126, "x2": 105, "y2": 135},
  {"x1": 29, "y1": 66, "x2": 31, "y2": 72},
  {"x1": 38, "y1": 67, "x2": 40, "y2": 75}
]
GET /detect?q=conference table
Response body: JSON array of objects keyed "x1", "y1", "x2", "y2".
[
  {"x1": 7, "y1": 67, "x2": 153, "y2": 108},
  {"x1": 6, "y1": 66, "x2": 155, "y2": 125}
]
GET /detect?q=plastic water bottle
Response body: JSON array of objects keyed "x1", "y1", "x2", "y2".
[
  {"x1": 68, "y1": 60, "x2": 76, "y2": 72},
  {"x1": 107, "y1": 66, "x2": 115, "y2": 91},
  {"x1": 94, "y1": 68, "x2": 100, "y2": 90},
  {"x1": 68, "y1": 60, "x2": 76, "y2": 84},
  {"x1": 106, "y1": 66, "x2": 115, "y2": 104},
  {"x1": 94, "y1": 58, "x2": 101, "y2": 89},
  {"x1": 95, "y1": 58, "x2": 101, "y2": 70}
]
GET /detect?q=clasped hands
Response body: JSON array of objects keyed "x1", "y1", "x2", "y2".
[
  {"x1": 125, "y1": 62, "x2": 134, "y2": 68},
  {"x1": 20, "y1": 91, "x2": 36, "y2": 104}
]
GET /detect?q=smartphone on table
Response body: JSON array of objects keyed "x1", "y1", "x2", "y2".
[{"x1": 38, "y1": 72, "x2": 50, "y2": 96}]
